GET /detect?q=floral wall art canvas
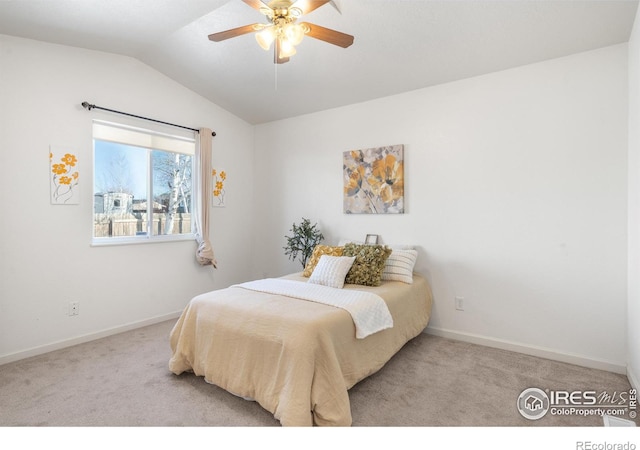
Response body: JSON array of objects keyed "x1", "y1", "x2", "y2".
[
  {"x1": 50, "y1": 146, "x2": 80, "y2": 205},
  {"x1": 343, "y1": 145, "x2": 404, "y2": 214},
  {"x1": 212, "y1": 168, "x2": 227, "y2": 207}
]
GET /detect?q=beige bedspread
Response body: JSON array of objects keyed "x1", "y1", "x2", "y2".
[{"x1": 169, "y1": 272, "x2": 432, "y2": 426}]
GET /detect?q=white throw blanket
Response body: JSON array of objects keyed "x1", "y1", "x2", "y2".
[{"x1": 231, "y1": 278, "x2": 394, "y2": 339}]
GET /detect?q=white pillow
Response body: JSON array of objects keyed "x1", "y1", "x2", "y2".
[
  {"x1": 338, "y1": 239, "x2": 363, "y2": 246},
  {"x1": 308, "y1": 255, "x2": 356, "y2": 289},
  {"x1": 382, "y1": 249, "x2": 418, "y2": 284},
  {"x1": 389, "y1": 244, "x2": 416, "y2": 250}
]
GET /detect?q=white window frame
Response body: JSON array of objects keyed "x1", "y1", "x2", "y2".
[{"x1": 91, "y1": 120, "x2": 197, "y2": 246}]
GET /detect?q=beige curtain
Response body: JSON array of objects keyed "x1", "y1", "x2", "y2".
[{"x1": 194, "y1": 128, "x2": 217, "y2": 268}]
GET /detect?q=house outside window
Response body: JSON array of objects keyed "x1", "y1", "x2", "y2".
[{"x1": 92, "y1": 120, "x2": 196, "y2": 245}]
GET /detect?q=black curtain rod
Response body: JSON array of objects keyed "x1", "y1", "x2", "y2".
[{"x1": 81, "y1": 102, "x2": 216, "y2": 137}]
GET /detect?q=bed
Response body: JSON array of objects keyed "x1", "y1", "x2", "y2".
[{"x1": 169, "y1": 244, "x2": 433, "y2": 426}]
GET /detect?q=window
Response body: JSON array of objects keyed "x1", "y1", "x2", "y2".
[{"x1": 92, "y1": 121, "x2": 196, "y2": 245}]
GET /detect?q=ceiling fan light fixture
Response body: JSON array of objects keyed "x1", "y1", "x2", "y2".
[
  {"x1": 256, "y1": 26, "x2": 276, "y2": 50},
  {"x1": 279, "y1": 38, "x2": 297, "y2": 58},
  {"x1": 285, "y1": 23, "x2": 306, "y2": 46},
  {"x1": 208, "y1": 0, "x2": 354, "y2": 64}
]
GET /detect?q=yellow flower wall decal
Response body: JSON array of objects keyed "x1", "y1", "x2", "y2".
[
  {"x1": 343, "y1": 145, "x2": 404, "y2": 214},
  {"x1": 52, "y1": 163, "x2": 67, "y2": 175},
  {"x1": 212, "y1": 168, "x2": 227, "y2": 207},
  {"x1": 61, "y1": 153, "x2": 77, "y2": 167},
  {"x1": 50, "y1": 147, "x2": 80, "y2": 204}
]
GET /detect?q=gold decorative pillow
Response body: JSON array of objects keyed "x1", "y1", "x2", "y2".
[
  {"x1": 303, "y1": 245, "x2": 344, "y2": 277},
  {"x1": 342, "y1": 243, "x2": 392, "y2": 286}
]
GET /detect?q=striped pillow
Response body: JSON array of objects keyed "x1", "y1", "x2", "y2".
[
  {"x1": 308, "y1": 255, "x2": 356, "y2": 289},
  {"x1": 382, "y1": 249, "x2": 418, "y2": 284}
]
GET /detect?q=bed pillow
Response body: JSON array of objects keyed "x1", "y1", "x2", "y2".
[
  {"x1": 382, "y1": 249, "x2": 418, "y2": 284},
  {"x1": 303, "y1": 245, "x2": 344, "y2": 277},
  {"x1": 389, "y1": 244, "x2": 416, "y2": 250},
  {"x1": 307, "y1": 255, "x2": 356, "y2": 289},
  {"x1": 342, "y1": 243, "x2": 392, "y2": 287},
  {"x1": 338, "y1": 239, "x2": 364, "y2": 246}
]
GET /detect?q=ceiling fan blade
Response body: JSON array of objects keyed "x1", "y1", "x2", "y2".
[
  {"x1": 300, "y1": 22, "x2": 354, "y2": 48},
  {"x1": 242, "y1": 0, "x2": 271, "y2": 12},
  {"x1": 291, "y1": 0, "x2": 331, "y2": 15},
  {"x1": 208, "y1": 24, "x2": 260, "y2": 42}
]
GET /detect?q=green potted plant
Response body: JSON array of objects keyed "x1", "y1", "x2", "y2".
[{"x1": 284, "y1": 217, "x2": 324, "y2": 268}]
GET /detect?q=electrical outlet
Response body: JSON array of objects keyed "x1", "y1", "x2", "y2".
[
  {"x1": 455, "y1": 296, "x2": 464, "y2": 311},
  {"x1": 69, "y1": 301, "x2": 79, "y2": 316}
]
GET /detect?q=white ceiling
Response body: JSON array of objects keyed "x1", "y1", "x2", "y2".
[{"x1": 0, "y1": 0, "x2": 637, "y2": 124}]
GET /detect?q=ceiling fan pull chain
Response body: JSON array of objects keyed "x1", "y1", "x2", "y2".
[{"x1": 275, "y1": 61, "x2": 278, "y2": 91}]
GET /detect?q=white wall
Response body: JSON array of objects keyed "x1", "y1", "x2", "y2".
[
  {"x1": 253, "y1": 45, "x2": 629, "y2": 372},
  {"x1": 627, "y1": 14, "x2": 640, "y2": 390},
  {"x1": 0, "y1": 34, "x2": 631, "y2": 376},
  {"x1": 0, "y1": 35, "x2": 256, "y2": 362}
]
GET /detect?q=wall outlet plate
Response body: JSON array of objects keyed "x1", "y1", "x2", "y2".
[{"x1": 69, "y1": 301, "x2": 79, "y2": 316}]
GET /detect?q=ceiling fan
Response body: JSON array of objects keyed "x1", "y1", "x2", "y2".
[{"x1": 208, "y1": 0, "x2": 354, "y2": 64}]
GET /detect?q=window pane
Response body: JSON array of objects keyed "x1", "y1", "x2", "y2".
[
  {"x1": 93, "y1": 141, "x2": 149, "y2": 238},
  {"x1": 151, "y1": 150, "x2": 193, "y2": 236},
  {"x1": 92, "y1": 121, "x2": 195, "y2": 244}
]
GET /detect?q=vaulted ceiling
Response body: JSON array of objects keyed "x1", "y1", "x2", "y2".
[{"x1": 0, "y1": 1, "x2": 637, "y2": 124}]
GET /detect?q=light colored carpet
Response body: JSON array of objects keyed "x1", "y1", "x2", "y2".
[{"x1": 0, "y1": 319, "x2": 635, "y2": 427}]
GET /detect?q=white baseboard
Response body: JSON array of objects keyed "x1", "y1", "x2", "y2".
[
  {"x1": 0, "y1": 311, "x2": 182, "y2": 366},
  {"x1": 425, "y1": 326, "x2": 627, "y2": 375},
  {"x1": 628, "y1": 365, "x2": 639, "y2": 391}
]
